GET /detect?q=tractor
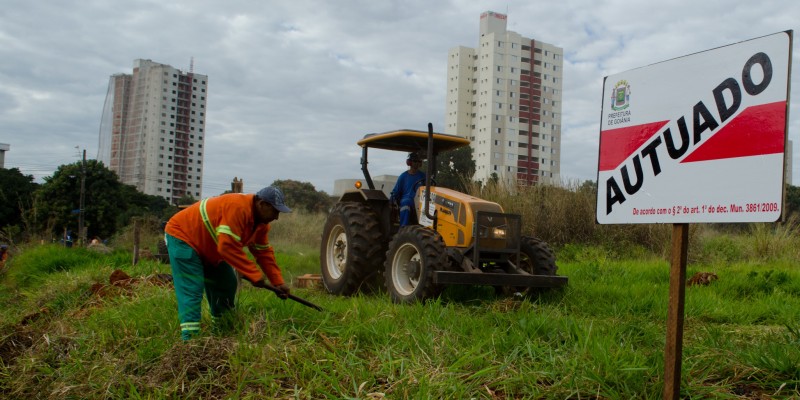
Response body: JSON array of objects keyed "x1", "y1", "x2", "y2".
[{"x1": 320, "y1": 124, "x2": 567, "y2": 303}]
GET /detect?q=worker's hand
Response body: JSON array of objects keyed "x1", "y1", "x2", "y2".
[
  {"x1": 250, "y1": 278, "x2": 270, "y2": 289},
  {"x1": 274, "y1": 283, "x2": 291, "y2": 300}
]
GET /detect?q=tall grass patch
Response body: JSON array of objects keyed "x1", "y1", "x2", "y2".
[{"x1": 467, "y1": 180, "x2": 679, "y2": 256}]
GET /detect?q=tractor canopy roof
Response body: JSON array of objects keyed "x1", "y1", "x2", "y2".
[{"x1": 357, "y1": 129, "x2": 470, "y2": 155}]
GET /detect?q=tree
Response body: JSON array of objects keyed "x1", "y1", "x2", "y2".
[
  {"x1": 271, "y1": 179, "x2": 332, "y2": 213},
  {"x1": 34, "y1": 160, "x2": 171, "y2": 240},
  {"x1": 0, "y1": 168, "x2": 38, "y2": 230},
  {"x1": 578, "y1": 179, "x2": 597, "y2": 194},
  {"x1": 176, "y1": 193, "x2": 197, "y2": 206},
  {"x1": 424, "y1": 145, "x2": 476, "y2": 193},
  {"x1": 116, "y1": 184, "x2": 174, "y2": 226}
]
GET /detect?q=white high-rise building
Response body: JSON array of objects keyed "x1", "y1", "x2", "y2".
[
  {"x1": 98, "y1": 59, "x2": 208, "y2": 203},
  {"x1": 446, "y1": 11, "x2": 563, "y2": 186}
]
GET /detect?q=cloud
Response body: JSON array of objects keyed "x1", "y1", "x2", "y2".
[{"x1": 1, "y1": 0, "x2": 798, "y2": 196}]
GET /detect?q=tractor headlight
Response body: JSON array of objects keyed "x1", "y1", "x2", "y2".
[{"x1": 492, "y1": 227, "x2": 507, "y2": 239}]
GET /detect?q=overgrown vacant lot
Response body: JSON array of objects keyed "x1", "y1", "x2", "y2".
[{"x1": 1, "y1": 232, "x2": 799, "y2": 399}]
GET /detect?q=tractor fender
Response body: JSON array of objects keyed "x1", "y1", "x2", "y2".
[
  {"x1": 336, "y1": 189, "x2": 394, "y2": 242},
  {"x1": 338, "y1": 189, "x2": 389, "y2": 203}
]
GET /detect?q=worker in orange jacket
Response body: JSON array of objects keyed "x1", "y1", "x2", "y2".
[{"x1": 165, "y1": 186, "x2": 292, "y2": 340}]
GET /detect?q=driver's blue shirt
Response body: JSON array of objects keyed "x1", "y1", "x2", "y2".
[{"x1": 391, "y1": 170, "x2": 425, "y2": 226}]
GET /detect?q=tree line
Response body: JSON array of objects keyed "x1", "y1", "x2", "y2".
[
  {"x1": 0, "y1": 161, "x2": 334, "y2": 245},
  {"x1": 8, "y1": 145, "x2": 794, "y2": 246}
]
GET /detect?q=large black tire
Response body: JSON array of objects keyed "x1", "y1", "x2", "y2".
[
  {"x1": 384, "y1": 226, "x2": 448, "y2": 303},
  {"x1": 499, "y1": 236, "x2": 557, "y2": 296},
  {"x1": 320, "y1": 202, "x2": 385, "y2": 296},
  {"x1": 516, "y1": 236, "x2": 557, "y2": 276},
  {"x1": 503, "y1": 236, "x2": 558, "y2": 296}
]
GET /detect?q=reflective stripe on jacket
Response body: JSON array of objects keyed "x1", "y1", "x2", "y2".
[{"x1": 165, "y1": 193, "x2": 283, "y2": 285}]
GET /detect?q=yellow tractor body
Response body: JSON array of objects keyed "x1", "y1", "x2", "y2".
[{"x1": 320, "y1": 124, "x2": 567, "y2": 303}]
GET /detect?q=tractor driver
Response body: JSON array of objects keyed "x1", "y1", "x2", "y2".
[{"x1": 390, "y1": 152, "x2": 426, "y2": 226}]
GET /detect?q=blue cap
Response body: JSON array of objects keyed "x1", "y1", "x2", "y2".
[{"x1": 256, "y1": 186, "x2": 292, "y2": 213}]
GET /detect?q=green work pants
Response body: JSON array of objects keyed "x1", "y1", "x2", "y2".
[{"x1": 165, "y1": 233, "x2": 238, "y2": 340}]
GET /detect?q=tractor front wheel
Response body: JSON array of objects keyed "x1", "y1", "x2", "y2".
[{"x1": 384, "y1": 226, "x2": 448, "y2": 303}]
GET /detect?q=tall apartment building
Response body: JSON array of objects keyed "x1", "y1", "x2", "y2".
[
  {"x1": 98, "y1": 59, "x2": 208, "y2": 203},
  {"x1": 445, "y1": 11, "x2": 563, "y2": 186}
]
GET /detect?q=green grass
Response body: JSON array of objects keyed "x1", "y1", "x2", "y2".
[{"x1": 2, "y1": 237, "x2": 800, "y2": 399}]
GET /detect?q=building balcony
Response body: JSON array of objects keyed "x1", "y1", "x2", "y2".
[{"x1": 517, "y1": 160, "x2": 540, "y2": 170}]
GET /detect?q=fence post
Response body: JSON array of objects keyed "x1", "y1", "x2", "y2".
[{"x1": 132, "y1": 218, "x2": 140, "y2": 266}]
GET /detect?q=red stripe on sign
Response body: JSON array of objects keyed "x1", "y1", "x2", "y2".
[
  {"x1": 598, "y1": 121, "x2": 669, "y2": 171},
  {"x1": 681, "y1": 101, "x2": 786, "y2": 163}
]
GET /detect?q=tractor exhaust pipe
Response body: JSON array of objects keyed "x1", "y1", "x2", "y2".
[{"x1": 424, "y1": 123, "x2": 436, "y2": 221}]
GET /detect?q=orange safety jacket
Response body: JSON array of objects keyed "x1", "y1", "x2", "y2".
[{"x1": 165, "y1": 193, "x2": 284, "y2": 285}]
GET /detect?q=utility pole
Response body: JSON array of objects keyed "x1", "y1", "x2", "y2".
[{"x1": 79, "y1": 149, "x2": 86, "y2": 245}]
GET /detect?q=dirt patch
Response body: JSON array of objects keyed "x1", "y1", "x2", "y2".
[
  {"x1": 89, "y1": 269, "x2": 173, "y2": 298},
  {"x1": 731, "y1": 382, "x2": 774, "y2": 399},
  {"x1": 0, "y1": 327, "x2": 39, "y2": 365},
  {"x1": 688, "y1": 272, "x2": 718, "y2": 286},
  {"x1": 0, "y1": 306, "x2": 52, "y2": 366},
  {"x1": 137, "y1": 336, "x2": 236, "y2": 398},
  {"x1": 109, "y1": 269, "x2": 133, "y2": 285}
]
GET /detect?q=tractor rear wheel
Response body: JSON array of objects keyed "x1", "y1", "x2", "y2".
[
  {"x1": 517, "y1": 236, "x2": 557, "y2": 276},
  {"x1": 384, "y1": 226, "x2": 448, "y2": 303},
  {"x1": 501, "y1": 236, "x2": 557, "y2": 296},
  {"x1": 320, "y1": 202, "x2": 385, "y2": 296}
]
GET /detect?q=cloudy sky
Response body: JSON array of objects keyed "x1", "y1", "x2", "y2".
[{"x1": 2, "y1": 0, "x2": 798, "y2": 196}]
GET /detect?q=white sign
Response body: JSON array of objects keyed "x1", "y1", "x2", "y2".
[
  {"x1": 418, "y1": 189, "x2": 436, "y2": 227},
  {"x1": 596, "y1": 31, "x2": 792, "y2": 224}
]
